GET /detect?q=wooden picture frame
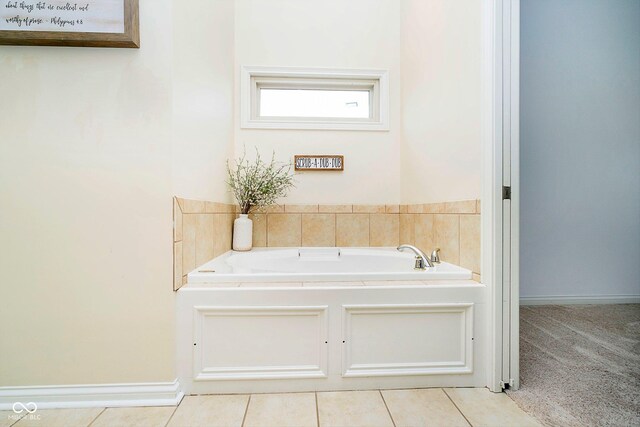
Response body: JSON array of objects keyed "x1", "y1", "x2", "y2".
[
  {"x1": 294, "y1": 155, "x2": 344, "y2": 171},
  {"x1": 0, "y1": 0, "x2": 139, "y2": 48}
]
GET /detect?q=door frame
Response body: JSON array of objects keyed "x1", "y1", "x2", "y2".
[{"x1": 482, "y1": 0, "x2": 520, "y2": 392}]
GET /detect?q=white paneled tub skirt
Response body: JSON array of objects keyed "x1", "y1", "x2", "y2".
[{"x1": 177, "y1": 247, "x2": 486, "y2": 394}]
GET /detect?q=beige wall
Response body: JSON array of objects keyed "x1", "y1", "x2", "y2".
[
  {"x1": 0, "y1": 0, "x2": 236, "y2": 387},
  {"x1": 172, "y1": 0, "x2": 235, "y2": 202},
  {"x1": 233, "y1": 0, "x2": 403, "y2": 204},
  {"x1": 400, "y1": 0, "x2": 482, "y2": 203}
]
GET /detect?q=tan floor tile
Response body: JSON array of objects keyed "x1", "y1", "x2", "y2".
[
  {"x1": 91, "y1": 406, "x2": 175, "y2": 427},
  {"x1": 336, "y1": 214, "x2": 369, "y2": 247},
  {"x1": 1, "y1": 411, "x2": 23, "y2": 427},
  {"x1": 370, "y1": 214, "x2": 399, "y2": 247},
  {"x1": 267, "y1": 214, "x2": 302, "y2": 247},
  {"x1": 167, "y1": 395, "x2": 248, "y2": 427},
  {"x1": 382, "y1": 389, "x2": 469, "y2": 427},
  {"x1": 317, "y1": 391, "x2": 393, "y2": 427},
  {"x1": 302, "y1": 214, "x2": 336, "y2": 247},
  {"x1": 244, "y1": 393, "x2": 317, "y2": 427},
  {"x1": 13, "y1": 408, "x2": 103, "y2": 427},
  {"x1": 445, "y1": 388, "x2": 541, "y2": 427}
]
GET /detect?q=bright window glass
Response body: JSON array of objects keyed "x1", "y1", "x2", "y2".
[{"x1": 259, "y1": 89, "x2": 370, "y2": 119}]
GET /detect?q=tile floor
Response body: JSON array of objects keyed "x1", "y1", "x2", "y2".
[{"x1": 2, "y1": 388, "x2": 541, "y2": 427}]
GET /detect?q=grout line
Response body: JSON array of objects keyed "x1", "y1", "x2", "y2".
[
  {"x1": 87, "y1": 407, "x2": 107, "y2": 427},
  {"x1": 442, "y1": 389, "x2": 474, "y2": 427},
  {"x1": 240, "y1": 394, "x2": 251, "y2": 427},
  {"x1": 163, "y1": 404, "x2": 179, "y2": 427},
  {"x1": 315, "y1": 392, "x2": 320, "y2": 427},
  {"x1": 379, "y1": 390, "x2": 396, "y2": 427}
]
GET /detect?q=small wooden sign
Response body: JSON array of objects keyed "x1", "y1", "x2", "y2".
[
  {"x1": 0, "y1": 0, "x2": 139, "y2": 48},
  {"x1": 294, "y1": 155, "x2": 344, "y2": 171}
]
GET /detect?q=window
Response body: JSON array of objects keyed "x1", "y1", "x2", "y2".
[{"x1": 241, "y1": 67, "x2": 389, "y2": 131}]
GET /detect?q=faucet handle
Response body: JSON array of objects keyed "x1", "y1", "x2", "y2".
[{"x1": 430, "y1": 248, "x2": 441, "y2": 264}]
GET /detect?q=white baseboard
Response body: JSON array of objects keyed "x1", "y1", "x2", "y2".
[
  {"x1": 520, "y1": 294, "x2": 640, "y2": 306},
  {"x1": 0, "y1": 379, "x2": 183, "y2": 410}
]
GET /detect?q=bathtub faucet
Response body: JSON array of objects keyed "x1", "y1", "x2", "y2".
[{"x1": 397, "y1": 244, "x2": 434, "y2": 269}]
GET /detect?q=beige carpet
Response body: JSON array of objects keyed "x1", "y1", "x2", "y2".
[{"x1": 506, "y1": 304, "x2": 640, "y2": 427}]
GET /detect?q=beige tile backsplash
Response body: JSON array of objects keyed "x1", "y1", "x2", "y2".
[{"x1": 173, "y1": 197, "x2": 481, "y2": 290}]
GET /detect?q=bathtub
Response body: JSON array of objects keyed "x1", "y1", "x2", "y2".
[
  {"x1": 177, "y1": 247, "x2": 485, "y2": 395},
  {"x1": 188, "y1": 247, "x2": 472, "y2": 283}
]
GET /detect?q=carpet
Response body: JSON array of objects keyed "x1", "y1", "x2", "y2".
[{"x1": 506, "y1": 304, "x2": 640, "y2": 427}]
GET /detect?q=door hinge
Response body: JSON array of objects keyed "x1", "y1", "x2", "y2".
[{"x1": 502, "y1": 186, "x2": 511, "y2": 200}]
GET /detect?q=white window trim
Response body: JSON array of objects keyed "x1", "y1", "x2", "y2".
[{"x1": 240, "y1": 66, "x2": 390, "y2": 131}]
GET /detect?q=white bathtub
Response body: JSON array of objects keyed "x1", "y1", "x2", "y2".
[
  {"x1": 187, "y1": 247, "x2": 472, "y2": 283},
  {"x1": 178, "y1": 247, "x2": 484, "y2": 395}
]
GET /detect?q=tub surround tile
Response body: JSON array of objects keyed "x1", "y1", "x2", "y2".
[
  {"x1": 244, "y1": 393, "x2": 317, "y2": 427},
  {"x1": 263, "y1": 204, "x2": 286, "y2": 213},
  {"x1": 445, "y1": 200, "x2": 476, "y2": 214},
  {"x1": 336, "y1": 214, "x2": 369, "y2": 247},
  {"x1": 370, "y1": 214, "x2": 400, "y2": 247},
  {"x1": 318, "y1": 204, "x2": 352, "y2": 213},
  {"x1": 206, "y1": 201, "x2": 236, "y2": 213},
  {"x1": 434, "y1": 214, "x2": 460, "y2": 265},
  {"x1": 174, "y1": 241, "x2": 183, "y2": 291},
  {"x1": 182, "y1": 214, "x2": 197, "y2": 275},
  {"x1": 476, "y1": 199, "x2": 481, "y2": 213},
  {"x1": 444, "y1": 388, "x2": 541, "y2": 427},
  {"x1": 195, "y1": 214, "x2": 215, "y2": 266},
  {"x1": 285, "y1": 204, "x2": 319, "y2": 213},
  {"x1": 399, "y1": 214, "x2": 416, "y2": 245},
  {"x1": 423, "y1": 202, "x2": 446, "y2": 214},
  {"x1": 414, "y1": 214, "x2": 435, "y2": 253},
  {"x1": 173, "y1": 198, "x2": 183, "y2": 242},
  {"x1": 250, "y1": 213, "x2": 267, "y2": 247},
  {"x1": 13, "y1": 408, "x2": 104, "y2": 427},
  {"x1": 213, "y1": 214, "x2": 234, "y2": 257},
  {"x1": 91, "y1": 406, "x2": 176, "y2": 427},
  {"x1": 167, "y1": 395, "x2": 249, "y2": 427},
  {"x1": 407, "y1": 204, "x2": 424, "y2": 214},
  {"x1": 385, "y1": 204, "x2": 400, "y2": 213},
  {"x1": 317, "y1": 390, "x2": 394, "y2": 427},
  {"x1": 268, "y1": 213, "x2": 302, "y2": 247},
  {"x1": 382, "y1": 389, "x2": 470, "y2": 427},
  {"x1": 181, "y1": 198, "x2": 206, "y2": 214},
  {"x1": 353, "y1": 204, "x2": 386, "y2": 213},
  {"x1": 302, "y1": 214, "x2": 336, "y2": 247},
  {"x1": 460, "y1": 214, "x2": 481, "y2": 274},
  {"x1": 399, "y1": 204, "x2": 409, "y2": 214},
  {"x1": 472, "y1": 273, "x2": 481, "y2": 283}
]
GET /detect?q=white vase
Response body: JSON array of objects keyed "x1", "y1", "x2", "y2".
[{"x1": 233, "y1": 214, "x2": 253, "y2": 251}]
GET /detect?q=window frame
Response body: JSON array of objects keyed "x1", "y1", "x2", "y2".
[{"x1": 240, "y1": 66, "x2": 390, "y2": 131}]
